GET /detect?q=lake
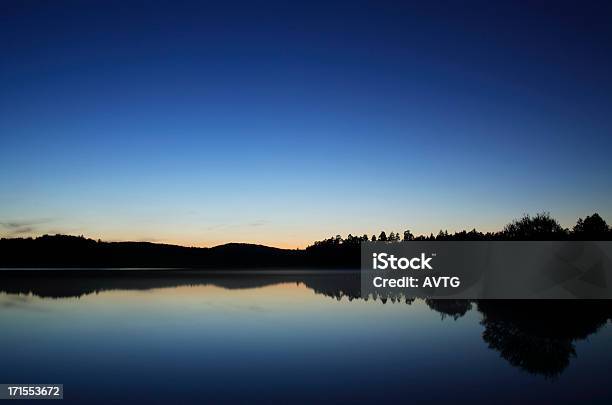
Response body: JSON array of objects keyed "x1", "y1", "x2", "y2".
[{"x1": 1, "y1": 270, "x2": 612, "y2": 403}]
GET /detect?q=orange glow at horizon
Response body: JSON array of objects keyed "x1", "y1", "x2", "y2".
[{"x1": 0, "y1": 218, "x2": 542, "y2": 249}]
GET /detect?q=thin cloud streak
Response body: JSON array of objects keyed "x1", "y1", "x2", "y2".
[{"x1": 0, "y1": 218, "x2": 54, "y2": 236}]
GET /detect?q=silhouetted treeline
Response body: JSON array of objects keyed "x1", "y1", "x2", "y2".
[
  {"x1": 1, "y1": 213, "x2": 610, "y2": 268},
  {"x1": 305, "y1": 212, "x2": 612, "y2": 267}
]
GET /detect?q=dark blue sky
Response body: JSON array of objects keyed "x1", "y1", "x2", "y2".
[{"x1": 1, "y1": 1, "x2": 611, "y2": 247}]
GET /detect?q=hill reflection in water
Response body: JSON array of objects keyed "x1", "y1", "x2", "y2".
[{"x1": 1, "y1": 270, "x2": 612, "y2": 382}]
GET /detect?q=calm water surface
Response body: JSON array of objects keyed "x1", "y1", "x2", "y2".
[{"x1": 1, "y1": 271, "x2": 611, "y2": 403}]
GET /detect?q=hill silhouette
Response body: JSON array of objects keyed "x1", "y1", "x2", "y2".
[
  {"x1": 1, "y1": 212, "x2": 610, "y2": 268},
  {"x1": 0, "y1": 236, "x2": 304, "y2": 268}
]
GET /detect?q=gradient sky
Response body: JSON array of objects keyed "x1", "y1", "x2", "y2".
[{"x1": 1, "y1": 1, "x2": 612, "y2": 248}]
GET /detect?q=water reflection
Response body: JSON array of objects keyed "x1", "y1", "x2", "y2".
[
  {"x1": 1, "y1": 270, "x2": 611, "y2": 382},
  {"x1": 478, "y1": 300, "x2": 612, "y2": 378}
]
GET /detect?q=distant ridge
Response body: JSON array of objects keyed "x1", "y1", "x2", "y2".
[
  {"x1": 1, "y1": 213, "x2": 610, "y2": 269},
  {"x1": 0, "y1": 235, "x2": 307, "y2": 269}
]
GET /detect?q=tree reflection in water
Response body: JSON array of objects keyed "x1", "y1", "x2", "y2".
[{"x1": 1, "y1": 270, "x2": 611, "y2": 378}]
